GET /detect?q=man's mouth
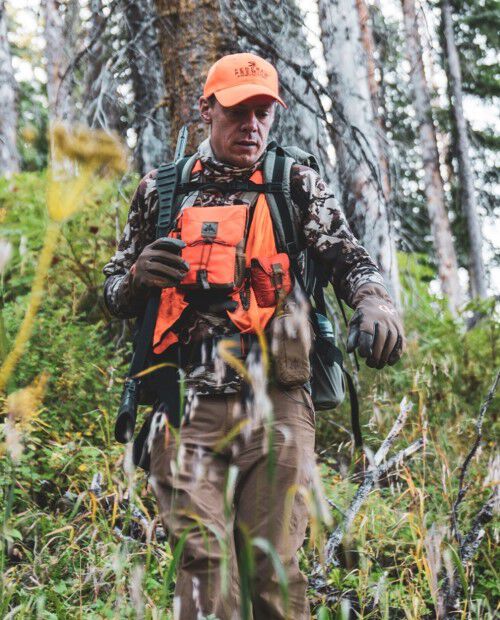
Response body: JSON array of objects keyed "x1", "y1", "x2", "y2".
[{"x1": 235, "y1": 140, "x2": 258, "y2": 149}]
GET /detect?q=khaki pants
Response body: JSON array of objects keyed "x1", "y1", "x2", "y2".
[{"x1": 149, "y1": 385, "x2": 316, "y2": 620}]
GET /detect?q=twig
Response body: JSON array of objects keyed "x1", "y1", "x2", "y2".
[
  {"x1": 439, "y1": 372, "x2": 500, "y2": 617},
  {"x1": 324, "y1": 438, "x2": 423, "y2": 567},
  {"x1": 451, "y1": 371, "x2": 499, "y2": 548},
  {"x1": 57, "y1": 0, "x2": 122, "y2": 94},
  {"x1": 440, "y1": 488, "x2": 499, "y2": 617},
  {"x1": 311, "y1": 397, "x2": 423, "y2": 589}
]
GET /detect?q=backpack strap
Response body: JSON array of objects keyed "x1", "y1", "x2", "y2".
[
  {"x1": 176, "y1": 179, "x2": 285, "y2": 195},
  {"x1": 155, "y1": 155, "x2": 194, "y2": 237},
  {"x1": 263, "y1": 148, "x2": 300, "y2": 258},
  {"x1": 114, "y1": 156, "x2": 191, "y2": 444}
]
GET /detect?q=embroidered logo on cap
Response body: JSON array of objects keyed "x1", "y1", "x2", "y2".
[{"x1": 234, "y1": 61, "x2": 269, "y2": 79}]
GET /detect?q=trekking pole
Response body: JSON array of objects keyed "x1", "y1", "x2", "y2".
[{"x1": 114, "y1": 126, "x2": 189, "y2": 444}]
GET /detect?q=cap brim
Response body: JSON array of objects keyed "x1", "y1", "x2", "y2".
[{"x1": 214, "y1": 83, "x2": 287, "y2": 108}]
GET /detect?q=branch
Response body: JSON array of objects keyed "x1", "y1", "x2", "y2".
[
  {"x1": 324, "y1": 438, "x2": 423, "y2": 567},
  {"x1": 374, "y1": 397, "x2": 413, "y2": 466},
  {"x1": 311, "y1": 397, "x2": 423, "y2": 591},
  {"x1": 451, "y1": 371, "x2": 499, "y2": 547},
  {"x1": 440, "y1": 487, "x2": 499, "y2": 617},
  {"x1": 57, "y1": 0, "x2": 122, "y2": 94},
  {"x1": 438, "y1": 372, "x2": 500, "y2": 617}
]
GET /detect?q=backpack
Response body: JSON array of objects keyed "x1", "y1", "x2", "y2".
[{"x1": 114, "y1": 140, "x2": 362, "y2": 465}]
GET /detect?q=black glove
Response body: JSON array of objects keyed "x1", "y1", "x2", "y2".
[
  {"x1": 131, "y1": 237, "x2": 189, "y2": 293},
  {"x1": 346, "y1": 284, "x2": 405, "y2": 369}
]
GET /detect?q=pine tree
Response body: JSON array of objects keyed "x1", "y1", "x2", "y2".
[{"x1": 436, "y1": 0, "x2": 499, "y2": 296}]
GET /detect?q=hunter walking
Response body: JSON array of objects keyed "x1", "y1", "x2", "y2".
[{"x1": 103, "y1": 53, "x2": 404, "y2": 620}]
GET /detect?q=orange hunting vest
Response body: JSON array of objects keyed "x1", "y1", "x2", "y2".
[{"x1": 152, "y1": 166, "x2": 279, "y2": 355}]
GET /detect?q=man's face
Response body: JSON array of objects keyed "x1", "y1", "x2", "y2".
[{"x1": 199, "y1": 95, "x2": 276, "y2": 167}]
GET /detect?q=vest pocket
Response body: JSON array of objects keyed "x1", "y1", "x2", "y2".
[
  {"x1": 269, "y1": 311, "x2": 314, "y2": 387},
  {"x1": 250, "y1": 253, "x2": 293, "y2": 307},
  {"x1": 177, "y1": 204, "x2": 248, "y2": 292}
]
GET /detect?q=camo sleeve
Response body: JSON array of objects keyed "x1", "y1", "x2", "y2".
[
  {"x1": 290, "y1": 164, "x2": 386, "y2": 307},
  {"x1": 102, "y1": 170, "x2": 159, "y2": 318}
]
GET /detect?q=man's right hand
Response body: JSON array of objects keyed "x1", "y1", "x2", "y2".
[{"x1": 130, "y1": 237, "x2": 189, "y2": 292}]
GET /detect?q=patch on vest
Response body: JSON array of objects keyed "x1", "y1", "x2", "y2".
[{"x1": 201, "y1": 222, "x2": 218, "y2": 238}]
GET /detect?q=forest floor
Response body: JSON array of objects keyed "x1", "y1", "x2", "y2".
[{"x1": 0, "y1": 172, "x2": 499, "y2": 619}]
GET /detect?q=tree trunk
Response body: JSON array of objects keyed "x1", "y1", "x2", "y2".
[
  {"x1": 153, "y1": 0, "x2": 235, "y2": 153},
  {"x1": 318, "y1": 0, "x2": 402, "y2": 304},
  {"x1": 221, "y1": 0, "x2": 336, "y2": 187},
  {"x1": 83, "y1": 0, "x2": 123, "y2": 131},
  {"x1": 123, "y1": 0, "x2": 171, "y2": 174},
  {"x1": 401, "y1": 0, "x2": 461, "y2": 314},
  {"x1": 42, "y1": 0, "x2": 78, "y2": 124},
  {"x1": 355, "y1": 0, "x2": 392, "y2": 203},
  {"x1": 0, "y1": 0, "x2": 19, "y2": 176},
  {"x1": 441, "y1": 0, "x2": 487, "y2": 299}
]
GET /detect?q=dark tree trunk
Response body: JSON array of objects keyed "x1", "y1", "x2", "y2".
[{"x1": 153, "y1": 0, "x2": 236, "y2": 153}]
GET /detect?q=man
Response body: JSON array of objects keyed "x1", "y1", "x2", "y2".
[{"x1": 103, "y1": 53, "x2": 404, "y2": 620}]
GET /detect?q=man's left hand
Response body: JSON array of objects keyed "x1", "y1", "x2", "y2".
[{"x1": 346, "y1": 284, "x2": 405, "y2": 369}]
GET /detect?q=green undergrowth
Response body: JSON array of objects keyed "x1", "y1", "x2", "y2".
[{"x1": 0, "y1": 172, "x2": 498, "y2": 618}]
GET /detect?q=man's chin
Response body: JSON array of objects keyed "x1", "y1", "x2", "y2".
[{"x1": 229, "y1": 147, "x2": 262, "y2": 168}]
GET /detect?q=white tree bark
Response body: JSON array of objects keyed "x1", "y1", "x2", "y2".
[
  {"x1": 355, "y1": 0, "x2": 391, "y2": 202},
  {"x1": 401, "y1": 0, "x2": 462, "y2": 314},
  {"x1": 123, "y1": 0, "x2": 170, "y2": 174},
  {"x1": 318, "y1": 0, "x2": 402, "y2": 305},
  {"x1": 441, "y1": 0, "x2": 487, "y2": 300},
  {"x1": 222, "y1": 0, "x2": 336, "y2": 186},
  {"x1": 42, "y1": 0, "x2": 78, "y2": 124},
  {"x1": 0, "y1": 0, "x2": 19, "y2": 176}
]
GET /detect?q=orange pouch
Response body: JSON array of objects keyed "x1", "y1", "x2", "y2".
[
  {"x1": 178, "y1": 204, "x2": 248, "y2": 291},
  {"x1": 250, "y1": 253, "x2": 293, "y2": 307}
]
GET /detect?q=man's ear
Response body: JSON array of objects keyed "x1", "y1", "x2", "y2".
[{"x1": 199, "y1": 96, "x2": 212, "y2": 125}]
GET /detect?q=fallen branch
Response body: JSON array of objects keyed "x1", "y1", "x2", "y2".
[
  {"x1": 312, "y1": 397, "x2": 423, "y2": 590},
  {"x1": 439, "y1": 371, "x2": 500, "y2": 617},
  {"x1": 451, "y1": 370, "x2": 499, "y2": 548},
  {"x1": 324, "y1": 438, "x2": 423, "y2": 567}
]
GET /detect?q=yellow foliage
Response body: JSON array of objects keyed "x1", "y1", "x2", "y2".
[
  {"x1": 52, "y1": 124, "x2": 127, "y2": 174},
  {"x1": 20, "y1": 124, "x2": 38, "y2": 144},
  {"x1": 0, "y1": 124, "x2": 128, "y2": 392},
  {"x1": 47, "y1": 124, "x2": 127, "y2": 223},
  {"x1": 5, "y1": 371, "x2": 49, "y2": 427}
]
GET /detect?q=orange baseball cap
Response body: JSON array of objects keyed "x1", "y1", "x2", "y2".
[{"x1": 203, "y1": 52, "x2": 287, "y2": 108}]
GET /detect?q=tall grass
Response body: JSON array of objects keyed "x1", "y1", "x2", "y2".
[{"x1": 0, "y1": 160, "x2": 498, "y2": 618}]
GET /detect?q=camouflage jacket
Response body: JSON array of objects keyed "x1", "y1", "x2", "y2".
[{"x1": 103, "y1": 139, "x2": 386, "y2": 322}]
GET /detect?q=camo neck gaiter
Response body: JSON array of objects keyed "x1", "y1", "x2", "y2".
[{"x1": 196, "y1": 138, "x2": 265, "y2": 181}]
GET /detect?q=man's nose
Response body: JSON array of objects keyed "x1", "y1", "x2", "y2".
[{"x1": 241, "y1": 112, "x2": 258, "y2": 132}]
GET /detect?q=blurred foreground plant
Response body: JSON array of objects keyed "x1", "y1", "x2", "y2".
[{"x1": 0, "y1": 125, "x2": 127, "y2": 393}]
